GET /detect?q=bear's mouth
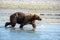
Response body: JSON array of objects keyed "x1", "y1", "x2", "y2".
[{"x1": 38, "y1": 18, "x2": 42, "y2": 21}]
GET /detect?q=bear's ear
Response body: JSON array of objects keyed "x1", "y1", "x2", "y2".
[{"x1": 33, "y1": 14, "x2": 38, "y2": 18}]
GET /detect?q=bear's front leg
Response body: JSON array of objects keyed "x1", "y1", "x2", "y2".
[
  {"x1": 32, "y1": 23, "x2": 36, "y2": 31},
  {"x1": 32, "y1": 24, "x2": 36, "y2": 29}
]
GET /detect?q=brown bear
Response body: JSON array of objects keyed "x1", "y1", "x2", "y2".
[{"x1": 5, "y1": 12, "x2": 42, "y2": 30}]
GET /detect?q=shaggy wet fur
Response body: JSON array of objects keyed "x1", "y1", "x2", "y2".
[{"x1": 5, "y1": 12, "x2": 42, "y2": 30}]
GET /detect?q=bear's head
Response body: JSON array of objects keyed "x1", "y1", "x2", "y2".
[{"x1": 33, "y1": 14, "x2": 42, "y2": 21}]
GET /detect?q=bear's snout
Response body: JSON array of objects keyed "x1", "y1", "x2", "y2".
[
  {"x1": 37, "y1": 16, "x2": 42, "y2": 21},
  {"x1": 38, "y1": 18, "x2": 42, "y2": 21},
  {"x1": 39, "y1": 18, "x2": 42, "y2": 21}
]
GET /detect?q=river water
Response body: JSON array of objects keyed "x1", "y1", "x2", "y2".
[{"x1": 0, "y1": 9, "x2": 60, "y2": 40}]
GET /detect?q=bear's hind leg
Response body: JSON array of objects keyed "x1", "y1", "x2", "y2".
[
  {"x1": 11, "y1": 23, "x2": 16, "y2": 28},
  {"x1": 20, "y1": 24, "x2": 24, "y2": 30},
  {"x1": 5, "y1": 22, "x2": 11, "y2": 27}
]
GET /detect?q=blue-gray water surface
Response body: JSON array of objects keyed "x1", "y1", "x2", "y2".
[
  {"x1": 0, "y1": 9, "x2": 60, "y2": 40},
  {"x1": 0, "y1": 22, "x2": 60, "y2": 40}
]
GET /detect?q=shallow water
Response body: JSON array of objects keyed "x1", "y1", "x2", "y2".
[
  {"x1": 0, "y1": 22, "x2": 60, "y2": 40},
  {"x1": 0, "y1": 9, "x2": 60, "y2": 40}
]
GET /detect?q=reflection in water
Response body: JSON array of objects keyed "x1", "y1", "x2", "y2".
[{"x1": 0, "y1": 22, "x2": 60, "y2": 40}]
